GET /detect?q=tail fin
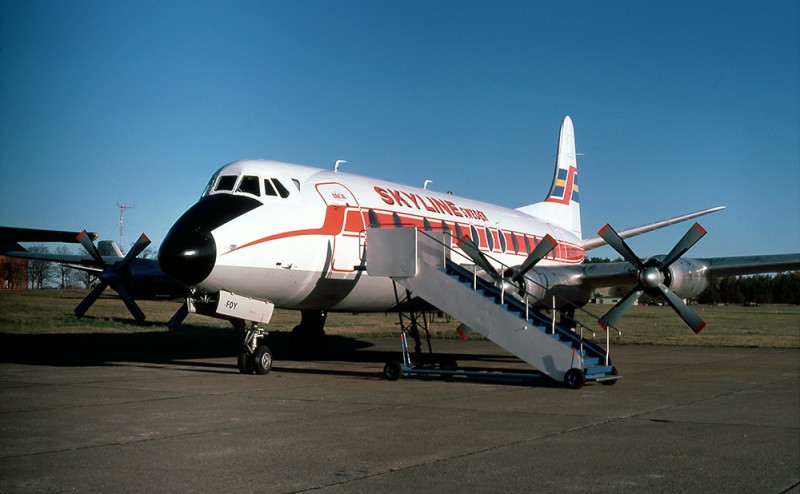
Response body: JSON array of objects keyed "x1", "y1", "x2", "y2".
[{"x1": 516, "y1": 116, "x2": 582, "y2": 239}]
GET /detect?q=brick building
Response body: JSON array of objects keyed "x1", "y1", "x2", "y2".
[{"x1": 0, "y1": 255, "x2": 28, "y2": 290}]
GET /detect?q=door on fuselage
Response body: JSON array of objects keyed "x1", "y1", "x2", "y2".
[{"x1": 314, "y1": 182, "x2": 366, "y2": 274}]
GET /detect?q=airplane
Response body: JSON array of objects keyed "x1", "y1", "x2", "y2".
[
  {"x1": 3, "y1": 116, "x2": 798, "y2": 381},
  {"x1": 153, "y1": 116, "x2": 798, "y2": 375},
  {"x1": 0, "y1": 226, "x2": 182, "y2": 322}
]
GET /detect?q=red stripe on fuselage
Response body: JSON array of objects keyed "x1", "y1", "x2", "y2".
[{"x1": 226, "y1": 204, "x2": 584, "y2": 264}]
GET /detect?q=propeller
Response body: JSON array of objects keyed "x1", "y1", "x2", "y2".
[
  {"x1": 597, "y1": 222, "x2": 707, "y2": 333},
  {"x1": 74, "y1": 230, "x2": 151, "y2": 324},
  {"x1": 457, "y1": 233, "x2": 557, "y2": 292}
]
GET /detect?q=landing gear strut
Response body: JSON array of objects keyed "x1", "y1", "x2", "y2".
[{"x1": 238, "y1": 323, "x2": 272, "y2": 375}]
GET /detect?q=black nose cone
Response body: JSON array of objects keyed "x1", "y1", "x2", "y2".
[
  {"x1": 159, "y1": 194, "x2": 262, "y2": 286},
  {"x1": 159, "y1": 227, "x2": 216, "y2": 286}
]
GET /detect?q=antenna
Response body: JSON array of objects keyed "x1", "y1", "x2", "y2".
[
  {"x1": 334, "y1": 160, "x2": 346, "y2": 173},
  {"x1": 116, "y1": 202, "x2": 136, "y2": 254},
  {"x1": 423, "y1": 180, "x2": 433, "y2": 190}
]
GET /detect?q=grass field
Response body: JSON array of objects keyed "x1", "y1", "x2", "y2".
[{"x1": 0, "y1": 289, "x2": 798, "y2": 348}]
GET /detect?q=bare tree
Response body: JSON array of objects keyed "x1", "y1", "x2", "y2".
[
  {"x1": 55, "y1": 245, "x2": 73, "y2": 289},
  {"x1": 27, "y1": 245, "x2": 54, "y2": 289}
]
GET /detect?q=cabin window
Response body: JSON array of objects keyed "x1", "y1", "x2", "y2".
[
  {"x1": 511, "y1": 233, "x2": 519, "y2": 254},
  {"x1": 215, "y1": 175, "x2": 237, "y2": 192},
  {"x1": 470, "y1": 225, "x2": 479, "y2": 245},
  {"x1": 263, "y1": 179, "x2": 278, "y2": 196},
  {"x1": 237, "y1": 175, "x2": 261, "y2": 196},
  {"x1": 485, "y1": 227, "x2": 494, "y2": 251},
  {"x1": 498, "y1": 230, "x2": 507, "y2": 253}
]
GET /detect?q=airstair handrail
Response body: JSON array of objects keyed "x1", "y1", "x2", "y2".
[{"x1": 398, "y1": 227, "x2": 624, "y2": 338}]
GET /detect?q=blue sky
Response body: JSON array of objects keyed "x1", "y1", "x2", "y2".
[{"x1": 1, "y1": 0, "x2": 798, "y2": 260}]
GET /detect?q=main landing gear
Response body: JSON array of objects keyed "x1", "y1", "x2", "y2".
[
  {"x1": 238, "y1": 323, "x2": 272, "y2": 375},
  {"x1": 289, "y1": 309, "x2": 327, "y2": 358}
]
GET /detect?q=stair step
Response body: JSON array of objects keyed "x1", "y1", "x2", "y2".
[{"x1": 585, "y1": 365, "x2": 614, "y2": 376}]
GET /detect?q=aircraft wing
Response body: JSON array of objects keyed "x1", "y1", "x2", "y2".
[
  {"x1": 0, "y1": 226, "x2": 98, "y2": 249},
  {"x1": 570, "y1": 253, "x2": 800, "y2": 290},
  {"x1": 581, "y1": 206, "x2": 725, "y2": 251},
  {"x1": 0, "y1": 226, "x2": 119, "y2": 269}
]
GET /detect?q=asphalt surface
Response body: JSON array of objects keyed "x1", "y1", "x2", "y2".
[{"x1": 0, "y1": 331, "x2": 798, "y2": 493}]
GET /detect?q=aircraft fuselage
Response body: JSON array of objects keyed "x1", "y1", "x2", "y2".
[{"x1": 158, "y1": 159, "x2": 584, "y2": 312}]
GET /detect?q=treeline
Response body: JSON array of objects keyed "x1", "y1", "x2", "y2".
[{"x1": 697, "y1": 272, "x2": 800, "y2": 305}]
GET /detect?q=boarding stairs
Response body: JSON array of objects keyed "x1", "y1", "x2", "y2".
[{"x1": 366, "y1": 227, "x2": 620, "y2": 388}]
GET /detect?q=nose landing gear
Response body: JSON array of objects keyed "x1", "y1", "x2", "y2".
[{"x1": 238, "y1": 323, "x2": 272, "y2": 375}]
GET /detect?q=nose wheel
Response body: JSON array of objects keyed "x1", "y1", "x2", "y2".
[{"x1": 238, "y1": 323, "x2": 272, "y2": 375}]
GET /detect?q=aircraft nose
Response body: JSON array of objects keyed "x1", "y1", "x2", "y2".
[{"x1": 158, "y1": 227, "x2": 216, "y2": 286}]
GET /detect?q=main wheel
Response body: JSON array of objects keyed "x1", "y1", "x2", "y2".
[
  {"x1": 383, "y1": 361, "x2": 402, "y2": 381},
  {"x1": 237, "y1": 349, "x2": 254, "y2": 374},
  {"x1": 564, "y1": 368, "x2": 585, "y2": 389},
  {"x1": 254, "y1": 345, "x2": 273, "y2": 375}
]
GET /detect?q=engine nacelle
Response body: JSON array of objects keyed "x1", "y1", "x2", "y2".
[
  {"x1": 514, "y1": 266, "x2": 593, "y2": 309},
  {"x1": 662, "y1": 258, "x2": 711, "y2": 300}
]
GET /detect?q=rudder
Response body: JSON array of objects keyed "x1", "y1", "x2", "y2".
[{"x1": 516, "y1": 116, "x2": 582, "y2": 239}]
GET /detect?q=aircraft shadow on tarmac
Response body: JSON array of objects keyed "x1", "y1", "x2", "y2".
[{"x1": 0, "y1": 324, "x2": 555, "y2": 385}]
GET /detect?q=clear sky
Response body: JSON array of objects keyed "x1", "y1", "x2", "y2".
[{"x1": 1, "y1": 0, "x2": 798, "y2": 260}]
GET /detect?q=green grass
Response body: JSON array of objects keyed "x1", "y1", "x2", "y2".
[{"x1": 0, "y1": 290, "x2": 797, "y2": 348}]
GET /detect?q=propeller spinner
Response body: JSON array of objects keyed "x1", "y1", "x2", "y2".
[
  {"x1": 597, "y1": 222, "x2": 707, "y2": 333},
  {"x1": 74, "y1": 230, "x2": 151, "y2": 324}
]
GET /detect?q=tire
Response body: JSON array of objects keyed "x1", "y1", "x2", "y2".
[
  {"x1": 237, "y1": 350, "x2": 254, "y2": 374},
  {"x1": 383, "y1": 361, "x2": 402, "y2": 381},
  {"x1": 254, "y1": 345, "x2": 273, "y2": 375},
  {"x1": 564, "y1": 368, "x2": 585, "y2": 389}
]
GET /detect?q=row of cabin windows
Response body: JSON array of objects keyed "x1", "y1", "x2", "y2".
[
  {"x1": 214, "y1": 175, "x2": 295, "y2": 198},
  {"x1": 416, "y1": 214, "x2": 542, "y2": 257}
]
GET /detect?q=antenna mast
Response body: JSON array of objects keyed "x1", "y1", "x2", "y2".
[{"x1": 116, "y1": 202, "x2": 136, "y2": 253}]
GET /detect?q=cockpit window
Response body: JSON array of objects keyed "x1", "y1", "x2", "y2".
[
  {"x1": 263, "y1": 179, "x2": 277, "y2": 196},
  {"x1": 215, "y1": 175, "x2": 237, "y2": 192},
  {"x1": 272, "y1": 178, "x2": 290, "y2": 198},
  {"x1": 237, "y1": 175, "x2": 261, "y2": 196},
  {"x1": 292, "y1": 179, "x2": 301, "y2": 191}
]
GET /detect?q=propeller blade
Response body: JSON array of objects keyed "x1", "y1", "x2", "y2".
[
  {"x1": 109, "y1": 281, "x2": 146, "y2": 324},
  {"x1": 167, "y1": 301, "x2": 190, "y2": 331},
  {"x1": 515, "y1": 234, "x2": 558, "y2": 277},
  {"x1": 657, "y1": 284, "x2": 706, "y2": 333},
  {"x1": 657, "y1": 223, "x2": 706, "y2": 270},
  {"x1": 598, "y1": 285, "x2": 643, "y2": 330},
  {"x1": 598, "y1": 224, "x2": 644, "y2": 269},
  {"x1": 119, "y1": 233, "x2": 151, "y2": 267},
  {"x1": 74, "y1": 282, "x2": 108, "y2": 319},
  {"x1": 76, "y1": 230, "x2": 105, "y2": 265},
  {"x1": 458, "y1": 236, "x2": 501, "y2": 281}
]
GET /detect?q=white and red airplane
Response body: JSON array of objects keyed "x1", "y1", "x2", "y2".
[{"x1": 3, "y1": 116, "x2": 798, "y2": 376}]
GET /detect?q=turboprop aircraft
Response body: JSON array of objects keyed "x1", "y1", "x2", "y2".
[
  {"x1": 154, "y1": 116, "x2": 799, "y2": 376},
  {"x1": 0, "y1": 226, "x2": 182, "y2": 322}
]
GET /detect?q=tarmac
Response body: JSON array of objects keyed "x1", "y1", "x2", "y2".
[{"x1": 0, "y1": 329, "x2": 798, "y2": 493}]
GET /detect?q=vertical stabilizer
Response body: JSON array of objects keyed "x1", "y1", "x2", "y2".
[{"x1": 516, "y1": 116, "x2": 582, "y2": 239}]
